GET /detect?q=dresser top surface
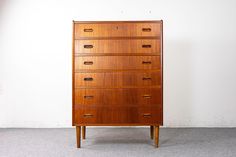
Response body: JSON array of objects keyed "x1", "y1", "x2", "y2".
[{"x1": 73, "y1": 20, "x2": 163, "y2": 24}]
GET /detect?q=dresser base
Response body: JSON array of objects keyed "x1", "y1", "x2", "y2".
[{"x1": 75, "y1": 125, "x2": 160, "y2": 148}]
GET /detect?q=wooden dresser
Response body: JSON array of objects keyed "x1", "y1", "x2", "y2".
[{"x1": 72, "y1": 21, "x2": 163, "y2": 148}]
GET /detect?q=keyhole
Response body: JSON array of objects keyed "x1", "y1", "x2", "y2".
[{"x1": 116, "y1": 26, "x2": 118, "y2": 29}]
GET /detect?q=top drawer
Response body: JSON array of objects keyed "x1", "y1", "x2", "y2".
[{"x1": 74, "y1": 22, "x2": 161, "y2": 38}]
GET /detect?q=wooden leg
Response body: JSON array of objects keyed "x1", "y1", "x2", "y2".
[
  {"x1": 76, "y1": 126, "x2": 81, "y2": 148},
  {"x1": 82, "y1": 126, "x2": 86, "y2": 139},
  {"x1": 150, "y1": 126, "x2": 154, "y2": 139},
  {"x1": 154, "y1": 126, "x2": 159, "y2": 147}
]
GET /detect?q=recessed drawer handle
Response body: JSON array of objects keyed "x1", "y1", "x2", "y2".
[
  {"x1": 83, "y1": 114, "x2": 93, "y2": 117},
  {"x1": 142, "y1": 45, "x2": 151, "y2": 48},
  {"x1": 84, "y1": 77, "x2": 93, "y2": 81},
  {"x1": 143, "y1": 95, "x2": 151, "y2": 98},
  {"x1": 142, "y1": 28, "x2": 151, "y2": 32},
  {"x1": 142, "y1": 61, "x2": 152, "y2": 64},
  {"x1": 143, "y1": 77, "x2": 152, "y2": 80},
  {"x1": 84, "y1": 95, "x2": 94, "y2": 99},
  {"x1": 143, "y1": 113, "x2": 152, "y2": 117},
  {"x1": 84, "y1": 28, "x2": 93, "y2": 32},
  {"x1": 84, "y1": 45, "x2": 93, "y2": 49},
  {"x1": 84, "y1": 61, "x2": 93, "y2": 65}
]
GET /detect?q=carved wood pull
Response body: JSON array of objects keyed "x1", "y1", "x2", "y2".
[
  {"x1": 84, "y1": 77, "x2": 93, "y2": 81},
  {"x1": 143, "y1": 113, "x2": 152, "y2": 117},
  {"x1": 84, "y1": 61, "x2": 93, "y2": 65},
  {"x1": 83, "y1": 114, "x2": 93, "y2": 117},
  {"x1": 142, "y1": 61, "x2": 152, "y2": 64},
  {"x1": 84, "y1": 28, "x2": 93, "y2": 32},
  {"x1": 143, "y1": 77, "x2": 152, "y2": 80},
  {"x1": 142, "y1": 28, "x2": 151, "y2": 32},
  {"x1": 84, "y1": 95, "x2": 94, "y2": 99},
  {"x1": 143, "y1": 95, "x2": 152, "y2": 98},
  {"x1": 142, "y1": 45, "x2": 151, "y2": 48},
  {"x1": 84, "y1": 45, "x2": 93, "y2": 49}
]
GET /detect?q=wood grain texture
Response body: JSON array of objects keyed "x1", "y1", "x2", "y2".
[
  {"x1": 150, "y1": 126, "x2": 154, "y2": 139},
  {"x1": 72, "y1": 21, "x2": 163, "y2": 126},
  {"x1": 74, "y1": 22, "x2": 161, "y2": 38},
  {"x1": 74, "y1": 39, "x2": 160, "y2": 54},
  {"x1": 74, "y1": 71, "x2": 161, "y2": 88},
  {"x1": 76, "y1": 126, "x2": 81, "y2": 148},
  {"x1": 72, "y1": 21, "x2": 163, "y2": 148},
  {"x1": 74, "y1": 88, "x2": 161, "y2": 107},
  {"x1": 154, "y1": 126, "x2": 160, "y2": 147},
  {"x1": 72, "y1": 21, "x2": 75, "y2": 126},
  {"x1": 74, "y1": 56, "x2": 160, "y2": 70},
  {"x1": 82, "y1": 126, "x2": 86, "y2": 139},
  {"x1": 74, "y1": 107, "x2": 162, "y2": 125}
]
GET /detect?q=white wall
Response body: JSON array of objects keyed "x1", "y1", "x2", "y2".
[{"x1": 1, "y1": 0, "x2": 236, "y2": 128}]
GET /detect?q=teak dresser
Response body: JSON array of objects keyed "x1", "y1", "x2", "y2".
[{"x1": 72, "y1": 20, "x2": 163, "y2": 148}]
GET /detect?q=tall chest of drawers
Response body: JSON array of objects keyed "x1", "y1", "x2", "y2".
[{"x1": 72, "y1": 21, "x2": 163, "y2": 148}]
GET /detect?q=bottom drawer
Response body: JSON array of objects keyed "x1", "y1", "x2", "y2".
[{"x1": 74, "y1": 107, "x2": 162, "y2": 125}]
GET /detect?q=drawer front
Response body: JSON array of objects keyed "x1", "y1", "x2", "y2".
[
  {"x1": 74, "y1": 71, "x2": 160, "y2": 88},
  {"x1": 74, "y1": 56, "x2": 160, "y2": 70},
  {"x1": 74, "y1": 107, "x2": 162, "y2": 124},
  {"x1": 75, "y1": 39, "x2": 160, "y2": 54},
  {"x1": 74, "y1": 23, "x2": 161, "y2": 38},
  {"x1": 74, "y1": 88, "x2": 161, "y2": 106}
]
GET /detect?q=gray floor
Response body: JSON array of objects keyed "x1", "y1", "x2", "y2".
[{"x1": 1, "y1": 128, "x2": 236, "y2": 157}]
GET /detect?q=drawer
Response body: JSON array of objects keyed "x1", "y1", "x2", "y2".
[
  {"x1": 74, "y1": 39, "x2": 160, "y2": 54},
  {"x1": 74, "y1": 56, "x2": 161, "y2": 70},
  {"x1": 74, "y1": 107, "x2": 162, "y2": 125},
  {"x1": 74, "y1": 22, "x2": 161, "y2": 38},
  {"x1": 74, "y1": 71, "x2": 161, "y2": 88},
  {"x1": 74, "y1": 88, "x2": 161, "y2": 106}
]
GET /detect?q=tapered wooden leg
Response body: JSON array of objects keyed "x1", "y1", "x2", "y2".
[
  {"x1": 76, "y1": 126, "x2": 81, "y2": 148},
  {"x1": 82, "y1": 126, "x2": 86, "y2": 139},
  {"x1": 154, "y1": 126, "x2": 159, "y2": 147},
  {"x1": 150, "y1": 126, "x2": 154, "y2": 139}
]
